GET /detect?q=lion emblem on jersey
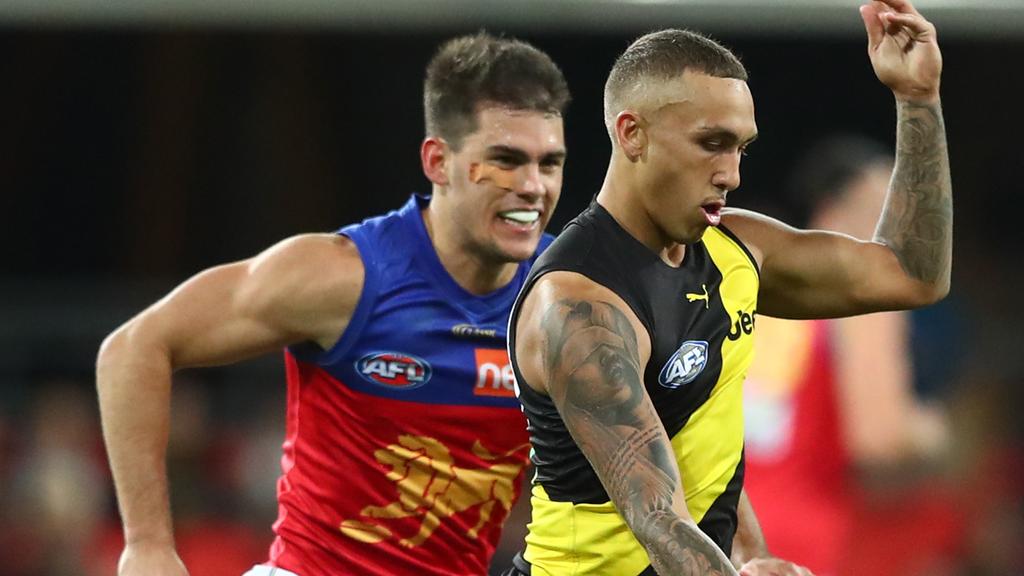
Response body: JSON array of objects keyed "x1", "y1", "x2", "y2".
[{"x1": 339, "y1": 435, "x2": 528, "y2": 548}]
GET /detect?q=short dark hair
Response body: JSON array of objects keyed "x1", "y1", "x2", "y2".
[
  {"x1": 605, "y1": 29, "x2": 747, "y2": 124},
  {"x1": 424, "y1": 32, "x2": 571, "y2": 150}
]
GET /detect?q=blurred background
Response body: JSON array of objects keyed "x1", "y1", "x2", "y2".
[{"x1": 1, "y1": 1, "x2": 1022, "y2": 574}]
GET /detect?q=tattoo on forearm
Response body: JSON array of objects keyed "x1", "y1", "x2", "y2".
[
  {"x1": 646, "y1": 509, "x2": 733, "y2": 576},
  {"x1": 540, "y1": 298, "x2": 736, "y2": 576},
  {"x1": 875, "y1": 101, "x2": 953, "y2": 285}
]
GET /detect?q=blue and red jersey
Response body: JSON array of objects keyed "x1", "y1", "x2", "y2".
[{"x1": 266, "y1": 194, "x2": 552, "y2": 575}]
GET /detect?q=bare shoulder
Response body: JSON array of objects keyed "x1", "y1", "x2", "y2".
[
  {"x1": 514, "y1": 271, "x2": 651, "y2": 395},
  {"x1": 241, "y1": 233, "x2": 365, "y2": 348},
  {"x1": 248, "y1": 233, "x2": 362, "y2": 284},
  {"x1": 519, "y1": 271, "x2": 644, "y2": 330},
  {"x1": 720, "y1": 207, "x2": 801, "y2": 269}
]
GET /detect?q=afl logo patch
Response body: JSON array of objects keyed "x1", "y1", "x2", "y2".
[
  {"x1": 658, "y1": 340, "x2": 709, "y2": 389},
  {"x1": 356, "y1": 352, "x2": 432, "y2": 389}
]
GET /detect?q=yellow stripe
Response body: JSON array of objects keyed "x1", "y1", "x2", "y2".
[{"x1": 674, "y1": 227, "x2": 757, "y2": 521}]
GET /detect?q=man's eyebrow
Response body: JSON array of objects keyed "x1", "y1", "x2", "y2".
[
  {"x1": 695, "y1": 127, "x2": 758, "y2": 145},
  {"x1": 487, "y1": 145, "x2": 567, "y2": 162},
  {"x1": 486, "y1": 145, "x2": 530, "y2": 161}
]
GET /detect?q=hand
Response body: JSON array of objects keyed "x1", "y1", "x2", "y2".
[
  {"x1": 860, "y1": 0, "x2": 942, "y2": 103},
  {"x1": 738, "y1": 556, "x2": 814, "y2": 576},
  {"x1": 118, "y1": 541, "x2": 189, "y2": 576}
]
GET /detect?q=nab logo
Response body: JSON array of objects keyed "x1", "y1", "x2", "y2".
[
  {"x1": 356, "y1": 352, "x2": 432, "y2": 389},
  {"x1": 726, "y1": 309, "x2": 756, "y2": 341},
  {"x1": 474, "y1": 349, "x2": 515, "y2": 398},
  {"x1": 658, "y1": 340, "x2": 709, "y2": 389}
]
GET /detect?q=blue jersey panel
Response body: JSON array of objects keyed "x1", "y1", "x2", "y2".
[{"x1": 290, "y1": 194, "x2": 553, "y2": 408}]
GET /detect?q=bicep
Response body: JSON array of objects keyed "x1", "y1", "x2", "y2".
[
  {"x1": 725, "y1": 211, "x2": 935, "y2": 318},
  {"x1": 127, "y1": 234, "x2": 362, "y2": 369}
]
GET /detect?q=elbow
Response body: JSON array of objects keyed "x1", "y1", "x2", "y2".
[
  {"x1": 909, "y1": 277, "x2": 950, "y2": 309},
  {"x1": 928, "y1": 280, "x2": 951, "y2": 305},
  {"x1": 98, "y1": 323, "x2": 126, "y2": 370},
  {"x1": 96, "y1": 314, "x2": 170, "y2": 390},
  {"x1": 881, "y1": 273, "x2": 950, "y2": 311},
  {"x1": 96, "y1": 321, "x2": 135, "y2": 391}
]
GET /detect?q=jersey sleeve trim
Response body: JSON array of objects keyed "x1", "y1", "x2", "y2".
[{"x1": 715, "y1": 224, "x2": 760, "y2": 278}]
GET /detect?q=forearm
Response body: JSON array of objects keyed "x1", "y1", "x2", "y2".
[
  {"x1": 97, "y1": 325, "x2": 177, "y2": 545},
  {"x1": 874, "y1": 99, "x2": 952, "y2": 294},
  {"x1": 630, "y1": 508, "x2": 738, "y2": 576},
  {"x1": 730, "y1": 490, "x2": 770, "y2": 567}
]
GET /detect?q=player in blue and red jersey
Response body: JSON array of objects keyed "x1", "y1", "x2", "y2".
[{"x1": 97, "y1": 33, "x2": 570, "y2": 576}]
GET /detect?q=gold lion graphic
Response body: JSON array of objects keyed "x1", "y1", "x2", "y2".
[{"x1": 339, "y1": 435, "x2": 529, "y2": 548}]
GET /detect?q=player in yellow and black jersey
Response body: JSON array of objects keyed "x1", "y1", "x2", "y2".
[{"x1": 507, "y1": 1, "x2": 953, "y2": 575}]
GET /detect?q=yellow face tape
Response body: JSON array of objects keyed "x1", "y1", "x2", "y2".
[{"x1": 469, "y1": 162, "x2": 518, "y2": 190}]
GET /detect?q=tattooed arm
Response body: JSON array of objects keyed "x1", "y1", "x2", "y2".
[
  {"x1": 515, "y1": 272, "x2": 739, "y2": 575},
  {"x1": 721, "y1": 0, "x2": 951, "y2": 319}
]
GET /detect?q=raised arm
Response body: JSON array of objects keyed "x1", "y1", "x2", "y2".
[
  {"x1": 515, "y1": 272, "x2": 738, "y2": 575},
  {"x1": 729, "y1": 0, "x2": 951, "y2": 319},
  {"x1": 96, "y1": 233, "x2": 363, "y2": 575}
]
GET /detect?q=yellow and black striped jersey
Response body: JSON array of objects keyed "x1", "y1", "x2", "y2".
[{"x1": 509, "y1": 201, "x2": 759, "y2": 576}]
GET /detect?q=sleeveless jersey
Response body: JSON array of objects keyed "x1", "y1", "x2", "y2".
[
  {"x1": 268, "y1": 194, "x2": 553, "y2": 575},
  {"x1": 508, "y1": 201, "x2": 759, "y2": 576}
]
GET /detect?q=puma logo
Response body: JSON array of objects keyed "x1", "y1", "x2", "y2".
[{"x1": 686, "y1": 284, "x2": 709, "y2": 309}]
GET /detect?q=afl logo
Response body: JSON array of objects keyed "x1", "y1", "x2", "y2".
[
  {"x1": 658, "y1": 340, "x2": 709, "y2": 389},
  {"x1": 356, "y1": 352, "x2": 432, "y2": 389}
]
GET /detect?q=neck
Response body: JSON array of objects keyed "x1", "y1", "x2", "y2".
[
  {"x1": 422, "y1": 203, "x2": 520, "y2": 296},
  {"x1": 597, "y1": 159, "x2": 686, "y2": 267}
]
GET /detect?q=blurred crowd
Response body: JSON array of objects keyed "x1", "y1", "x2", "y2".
[{"x1": 0, "y1": 372, "x2": 281, "y2": 575}]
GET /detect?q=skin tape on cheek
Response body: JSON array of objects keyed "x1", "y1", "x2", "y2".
[{"x1": 469, "y1": 162, "x2": 519, "y2": 190}]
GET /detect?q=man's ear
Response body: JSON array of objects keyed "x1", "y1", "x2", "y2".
[
  {"x1": 615, "y1": 111, "x2": 648, "y2": 162},
  {"x1": 421, "y1": 137, "x2": 450, "y2": 185}
]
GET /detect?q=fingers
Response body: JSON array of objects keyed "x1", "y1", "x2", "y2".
[
  {"x1": 859, "y1": 4, "x2": 885, "y2": 47},
  {"x1": 873, "y1": 0, "x2": 922, "y2": 16},
  {"x1": 860, "y1": 1, "x2": 935, "y2": 47},
  {"x1": 879, "y1": 11, "x2": 936, "y2": 40}
]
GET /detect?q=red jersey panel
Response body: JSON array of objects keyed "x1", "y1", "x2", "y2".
[{"x1": 270, "y1": 356, "x2": 529, "y2": 575}]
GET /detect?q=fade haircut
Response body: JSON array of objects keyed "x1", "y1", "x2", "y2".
[
  {"x1": 604, "y1": 29, "x2": 748, "y2": 133},
  {"x1": 424, "y1": 32, "x2": 570, "y2": 150}
]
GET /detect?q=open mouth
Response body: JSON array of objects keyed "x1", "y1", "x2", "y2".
[
  {"x1": 499, "y1": 210, "x2": 541, "y2": 225},
  {"x1": 700, "y1": 201, "x2": 724, "y2": 226}
]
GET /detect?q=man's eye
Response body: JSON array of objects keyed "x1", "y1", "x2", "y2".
[{"x1": 491, "y1": 157, "x2": 518, "y2": 168}]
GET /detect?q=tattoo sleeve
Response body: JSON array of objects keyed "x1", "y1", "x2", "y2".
[
  {"x1": 540, "y1": 299, "x2": 738, "y2": 576},
  {"x1": 874, "y1": 100, "x2": 953, "y2": 286}
]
